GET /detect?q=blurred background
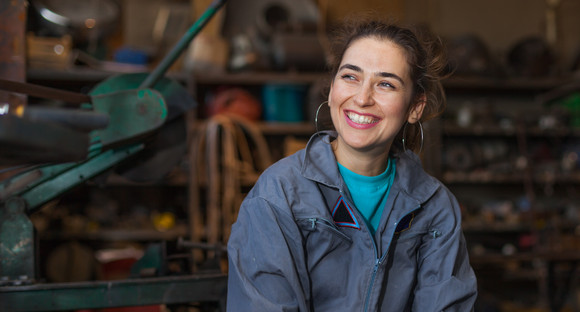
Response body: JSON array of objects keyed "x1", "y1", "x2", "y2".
[{"x1": 1, "y1": 0, "x2": 580, "y2": 311}]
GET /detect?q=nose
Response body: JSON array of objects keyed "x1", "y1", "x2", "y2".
[{"x1": 353, "y1": 82, "x2": 374, "y2": 106}]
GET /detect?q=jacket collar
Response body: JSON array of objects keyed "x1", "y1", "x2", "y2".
[
  {"x1": 300, "y1": 131, "x2": 344, "y2": 190},
  {"x1": 301, "y1": 131, "x2": 439, "y2": 205}
]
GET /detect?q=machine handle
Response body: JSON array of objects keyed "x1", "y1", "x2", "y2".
[
  {"x1": 22, "y1": 106, "x2": 110, "y2": 132},
  {"x1": 0, "y1": 78, "x2": 92, "y2": 104}
]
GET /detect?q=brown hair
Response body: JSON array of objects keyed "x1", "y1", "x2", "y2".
[{"x1": 326, "y1": 16, "x2": 449, "y2": 152}]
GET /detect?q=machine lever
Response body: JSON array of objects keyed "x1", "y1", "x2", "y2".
[
  {"x1": 22, "y1": 106, "x2": 110, "y2": 132},
  {"x1": 0, "y1": 78, "x2": 92, "y2": 104}
]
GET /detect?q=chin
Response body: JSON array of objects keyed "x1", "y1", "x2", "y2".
[{"x1": 341, "y1": 136, "x2": 374, "y2": 150}]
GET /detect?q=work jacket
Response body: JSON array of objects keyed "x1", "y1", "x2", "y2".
[{"x1": 227, "y1": 132, "x2": 477, "y2": 311}]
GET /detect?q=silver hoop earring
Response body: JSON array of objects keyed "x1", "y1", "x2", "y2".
[
  {"x1": 315, "y1": 101, "x2": 329, "y2": 134},
  {"x1": 314, "y1": 101, "x2": 333, "y2": 144},
  {"x1": 402, "y1": 121, "x2": 424, "y2": 154}
]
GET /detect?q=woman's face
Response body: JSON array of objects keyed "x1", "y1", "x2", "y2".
[{"x1": 329, "y1": 36, "x2": 423, "y2": 157}]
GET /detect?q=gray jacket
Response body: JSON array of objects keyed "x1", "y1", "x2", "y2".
[{"x1": 227, "y1": 132, "x2": 477, "y2": 311}]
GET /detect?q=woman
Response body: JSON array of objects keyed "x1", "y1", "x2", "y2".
[{"x1": 227, "y1": 18, "x2": 477, "y2": 311}]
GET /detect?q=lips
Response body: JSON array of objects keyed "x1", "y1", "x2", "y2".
[{"x1": 345, "y1": 110, "x2": 380, "y2": 128}]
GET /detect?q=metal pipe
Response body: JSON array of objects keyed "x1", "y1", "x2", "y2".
[
  {"x1": 23, "y1": 107, "x2": 109, "y2": 132},
  {"x1": 139, "y1": 0, "x2": 228, "y2": 89},
  {"x1": 0, "y1": 79, "x2": 92, "y2": 104}
]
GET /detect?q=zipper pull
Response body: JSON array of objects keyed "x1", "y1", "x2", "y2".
[
  {"x1": 430, "y1": 229, "x2": 442, "y2": 239},
  {"x1": 309, "y1": 218, "x2": 317, "y2": 230}
]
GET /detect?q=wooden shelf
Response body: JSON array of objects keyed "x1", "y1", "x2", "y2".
[
  {"x1": 463, "y1": 222, "x2": 533, "y2": 233},
  {"x1": 192, "y1": 71, "x2": 327, "y2": 85},
  {"x1": 27, "y1": 67, "x2": 327, "y2": 87},
  {"x1": 443, "y1": 75, "x2": 577, "y2": 92},
  {"x1": 442, "y1": 124, "x2": 519, "y2": 136},
  {"x1": 443, "y1": 171, "x2": 580, "y2": 184},
  {"x1": 27, "y1": 67, "x2": 190, "y2": 83},
  {"x1": 470, "y1": 250, "x2": 580, "y2": 265},
  {"x1": 442, "y1": 123, "x2": 580, "y2": 137},
  {"x1": 191, "y1": 120, "x2": 315, "y2": 135},
  {"x1": 257, "y1": 121, "x2": 315, "y2": 135},
  {"x1": 443, "y1": 171, "x2": 527, "y2": 184}
]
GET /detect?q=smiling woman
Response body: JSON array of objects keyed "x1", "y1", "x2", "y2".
[
  {"x1": 329, "y1": 38, "x2": 417, "y2": 175},
  {"x1": 227, "y1": 17, "x2": 477, "y2": 312},
  {"x1": 326, "y1": 19, "x2": 449, "y2": 154}
]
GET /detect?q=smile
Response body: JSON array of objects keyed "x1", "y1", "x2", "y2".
[{"x1": 346, "y1": 111, "x2": 380, "y2": 125}]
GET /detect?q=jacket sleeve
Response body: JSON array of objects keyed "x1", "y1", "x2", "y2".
[
  {"x1": 227, "y1": 196, "x2": 310, "y2": 312},
  {"x1": 412, "y1": 190, "x2": 478, "y2": 312}
]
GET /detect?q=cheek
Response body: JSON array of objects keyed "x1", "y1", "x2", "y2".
[
  {"x1": 328, "y1": 85, "x2": 338, "y2": 105},
  {"x1": 328, "y1": 89, "x2": 341, "y2": 117},
  {"x1": 329, "y1": 100, "x2": 341, "y2": 124},
  {"x1": 328, "y1": 80, "x2": 351, "y2": 102},
  {"x1": 378, "y1": 96, "x2": 410, "y2": 117}
]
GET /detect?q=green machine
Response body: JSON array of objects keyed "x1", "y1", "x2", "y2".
[{"x1": 0, "y1": 0, "x2": 227, "y2": 310}]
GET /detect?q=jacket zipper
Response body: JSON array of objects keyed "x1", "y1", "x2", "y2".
[
  {"x1": 363, "y1": 259, "x2": 380, "y2": 312},
  {"x1": 363, "y1": 204, "x2": 423, "y2": 312},
  {"x1": 338, "y1": 190, "x2": 381, "y2": 312}
]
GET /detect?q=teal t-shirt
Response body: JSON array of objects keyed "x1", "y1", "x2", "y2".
[{"x1": 337, "y1": 157, "x2": 396, "y2": 235}]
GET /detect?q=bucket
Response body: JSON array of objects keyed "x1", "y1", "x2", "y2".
[{"x1": 262, "y1": 84, "x2": 306, "y2": 122}]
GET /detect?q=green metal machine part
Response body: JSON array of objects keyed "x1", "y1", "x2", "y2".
[{"x1": 0, "y1": 0, "x2": 228, "y2": 310}]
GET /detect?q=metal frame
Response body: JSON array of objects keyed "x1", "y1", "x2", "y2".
[{"x1": 0, "y1": 274, "x2": 227, "y2": 311}]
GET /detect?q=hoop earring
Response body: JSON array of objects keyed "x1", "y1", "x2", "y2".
[
  {"x1": 315, "y1": 101, "x2": 329, "y2": 134},
  {"x1": 402, "y1": 121, "x2": 424, "y2": 154},
  {"x1": 314, "y1": 101, "x2": 332, "y2": 144}
]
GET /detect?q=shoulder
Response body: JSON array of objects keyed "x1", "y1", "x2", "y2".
[
  {"x1": 394, "y1": 151, "x2": 460, "y2": 215},
  {"x1": 244, "y1": 149, "x2": 311, "y2": 209},
  {"x1": 253, "y1": 149, "x2": 306, "y2": 190},
  {"x1": 394, "y1": 151, "x2": 442, "y2": 202}
]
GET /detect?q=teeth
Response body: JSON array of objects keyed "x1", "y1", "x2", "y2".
[{"x1": 347, "y1": 112, "x2": 377, "y2": 124}]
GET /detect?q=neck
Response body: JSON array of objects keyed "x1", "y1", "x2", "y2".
[{"x1": 332, "y1": 139, "x2": 391, "y2": 176}]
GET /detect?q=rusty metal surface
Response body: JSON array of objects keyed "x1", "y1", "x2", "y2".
[
  {"x1": 0, "y1": 197, "x2": 35, "y2": 285},
  {"x1": 0, "y1": 0, "x2": 27, "y2": 111},
  {"x1": 0, "y1": 274, "x2": 228, "y2": 311}
]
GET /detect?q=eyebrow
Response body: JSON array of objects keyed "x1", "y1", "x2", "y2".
[{"x1": 338, "y1": 63, "x2": 406, "y2": 86}]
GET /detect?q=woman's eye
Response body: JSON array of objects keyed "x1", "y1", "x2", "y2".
[
  {"x1": 341, "y1": 74, "x2": 356, "y2": 80},
  {"x1": 379, "y1": 81, "x2": 394, "y2": 88}
]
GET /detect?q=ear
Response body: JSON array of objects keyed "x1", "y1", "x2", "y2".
[
  {"x1": 328, "y1": 83, "x2": 334, "y2": 107},
  {"x1": 407, "y1": 94, "x2": 426, "y2": 123}
]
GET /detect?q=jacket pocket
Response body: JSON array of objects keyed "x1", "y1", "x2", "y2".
[
  {"x1": 296, "y1": 217, "x2": 353, "y2": 244},
  {"x1": 395, "y1": 228, "x2": 429, "y2": 244}
]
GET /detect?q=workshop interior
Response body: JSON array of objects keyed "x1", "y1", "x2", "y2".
[{"x1": 1, "y1": 0, "x2": 580, "y2": 311}]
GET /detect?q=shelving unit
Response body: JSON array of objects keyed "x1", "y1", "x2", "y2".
[
  {"x1": 441, "y1": 123, "x2": 580, "y2": 184},
  {"x1": 441, "y1": 75, "x2": 580, "y2": 311},
  {"x1": 20, "y1": 67, "x2": 580, "y2": 310},
  {"x1": 441, "y1": 76, "x2": 580, "y2": 186}
]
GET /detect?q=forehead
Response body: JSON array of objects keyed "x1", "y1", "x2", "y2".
[{"x1": 341, "y1": 37, "x2": 411, "y2": 79}]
